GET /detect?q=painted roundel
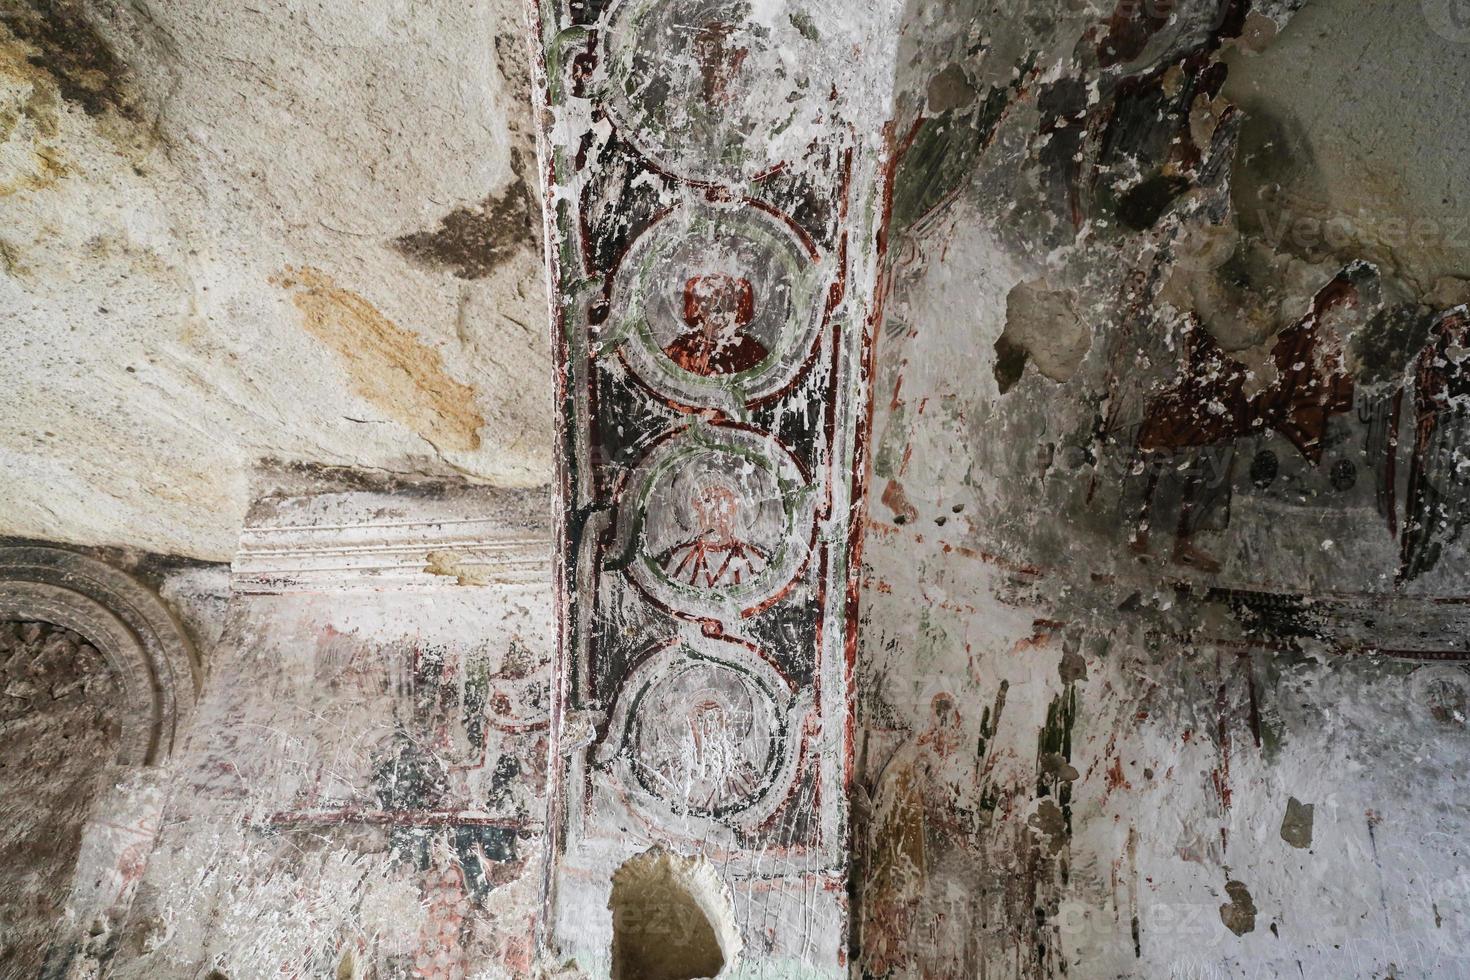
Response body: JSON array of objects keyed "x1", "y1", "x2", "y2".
[
  {"x1": 615, "y1": 424, "x2": 815, "y2": 620},
  {"x1": 601, "y1": 0, "x2": 825, "y2": 184},
  {"x1": 601, "y1": 635, "x2": 801, "y2": 820},
  {"x1": 611, "y1": 203, "x2": 823, "y2": 410}
]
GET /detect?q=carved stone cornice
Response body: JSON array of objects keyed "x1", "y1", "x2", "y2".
[{"x1": 231, "y1": 489, "x2": 554, "y2": 594}]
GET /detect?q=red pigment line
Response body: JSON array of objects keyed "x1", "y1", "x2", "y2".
[{"x1": 266, "y1": 810, "x2": 535, "y2": 831}]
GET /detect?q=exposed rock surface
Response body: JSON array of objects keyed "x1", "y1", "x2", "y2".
[{"x1": 1, "y1": 0, "x2": 551, "y2": 560}]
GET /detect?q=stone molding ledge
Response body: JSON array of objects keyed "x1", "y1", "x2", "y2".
[{"x1": 232, "y1": 488, "x2": 554, "y2": 594}]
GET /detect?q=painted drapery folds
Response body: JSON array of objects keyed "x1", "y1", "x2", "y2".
[{"x1": 530, "y1": 0, "x2": 900, "y2": 973}]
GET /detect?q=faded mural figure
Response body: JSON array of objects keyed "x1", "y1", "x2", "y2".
[
  {"x1": 691, "y1": 21, "x2": 750, "y2": 107},
  {"x1": 682, "y1": 693, "x2": 763, "y2": 807},
  {"x1": 611, "y1": 204, "x2": 818, "y2": 410},
  {"x1": 628, "y1": 656, "x2": 780, "y2": 816},
  {"x1": 1130, "y1": 272, "x2": 1361, "y2": 571},
  {"x1": 1400, "y1": 308, "x2": 1470, "y2": 582},
  {"x1": 663, "y1": 273, "x2": 768, "y2": 376},
  {"x1": 1360, "y1": 387, "x2": 1405, "y2": 539},
  {"x1": 1250, "y1": 275, "x2": 1359, "y2": 467},
  {"x1": 658, "y1": 473, "x2": 770, "y2": 587},
  {"x1": 629, "y1": 432, "x2": 810, "y2": 618},
  {"x1": 1128, "y1": 314, "x2": 1250, "y2": 572},
  {"x1": 862, "y1": 693, "x2": 982, "y2": 979}
]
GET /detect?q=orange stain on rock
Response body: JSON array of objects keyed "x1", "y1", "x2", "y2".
[{"x1": 273, "y1": 266, "x2": 484, "y2": 453}]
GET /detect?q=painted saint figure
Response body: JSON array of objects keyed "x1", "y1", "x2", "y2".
[
  {"x1": 861, "y1": 692, "x2": 987, "y2": 978},
  {"x1": 657, "y1": 472, "x2": 769, "y2": 588},
  {"x1": 1128, "y1": 314, "x2": 1250, "y2": 572},
  {"x1": 662, "y1": 273, "x2": 769, "y2": 377},
  {"x1": 1400, "y1": 308, "x2": 1470, "y2": 582},
  {"x1": 628, "y1": 659, "x2": 779, "y2": 818},
  {"x1": 691, "y1": 21, "x2": 750, "y2": 107},
  {"x1": 682, "y1": 694, "x2": 763, "y2": 810},
  {"x1": 1130, "y1": 270, "x2": 1361, "y2": 571}
]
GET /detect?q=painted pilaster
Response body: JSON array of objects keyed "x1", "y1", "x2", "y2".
[{"x1": 528, "y1": 0, "x2": 902, "y2": 974}]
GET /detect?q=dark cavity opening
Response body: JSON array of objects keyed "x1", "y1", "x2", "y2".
[{"x1": 609, "y1": 848, "x2": 731, "y2": 980}]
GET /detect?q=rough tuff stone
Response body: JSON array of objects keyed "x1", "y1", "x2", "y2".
[{"x1": 0, "y1": 0, "x2": 551, "y2": 561}]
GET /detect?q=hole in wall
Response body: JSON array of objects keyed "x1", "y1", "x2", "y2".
[{"x1": 609, "y1": 847, "x2": 739, "y2": 980}]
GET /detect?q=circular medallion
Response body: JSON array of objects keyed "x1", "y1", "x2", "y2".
[
  {"x1": 601, "y1": 635, "x2": 801, "y2": 820},
  {"x1": 612, "y1": 204, "x2": 822, "y2": 410},
  {"x1": 602, "y1": 0, "x2": 825, "y2": 184},
  {"x1": 615, "y1": 424, "x2": 815, "y2": 620}
]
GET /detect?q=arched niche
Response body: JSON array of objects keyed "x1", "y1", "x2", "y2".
[
  {"x1": 609, "y1": 847, "x2": 741, "y2": 980},
  {"x1": 0, "y1": 546, "x2": 200, "y2": 976}
]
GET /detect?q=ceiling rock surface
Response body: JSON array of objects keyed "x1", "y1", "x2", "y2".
[{"x1": 1, "y1": 0, "x2": 552, "y2": 561}]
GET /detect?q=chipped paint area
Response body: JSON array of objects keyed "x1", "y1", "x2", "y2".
[
  {"x1": 0, "y1": 621, "x2": 125, "y2": 978},
  {"x1": 115, "y1": 610, "x2": 549, "y2": 979},
  {"x1": 424, "y1": 549, "x2": 498, "y2": 586},
  {"x1": 95, "y1": 490, "x2": 555, "y2": 979},
  {"x1": 855, "y1": 0, "x2": 1470, "y2": 977}
]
